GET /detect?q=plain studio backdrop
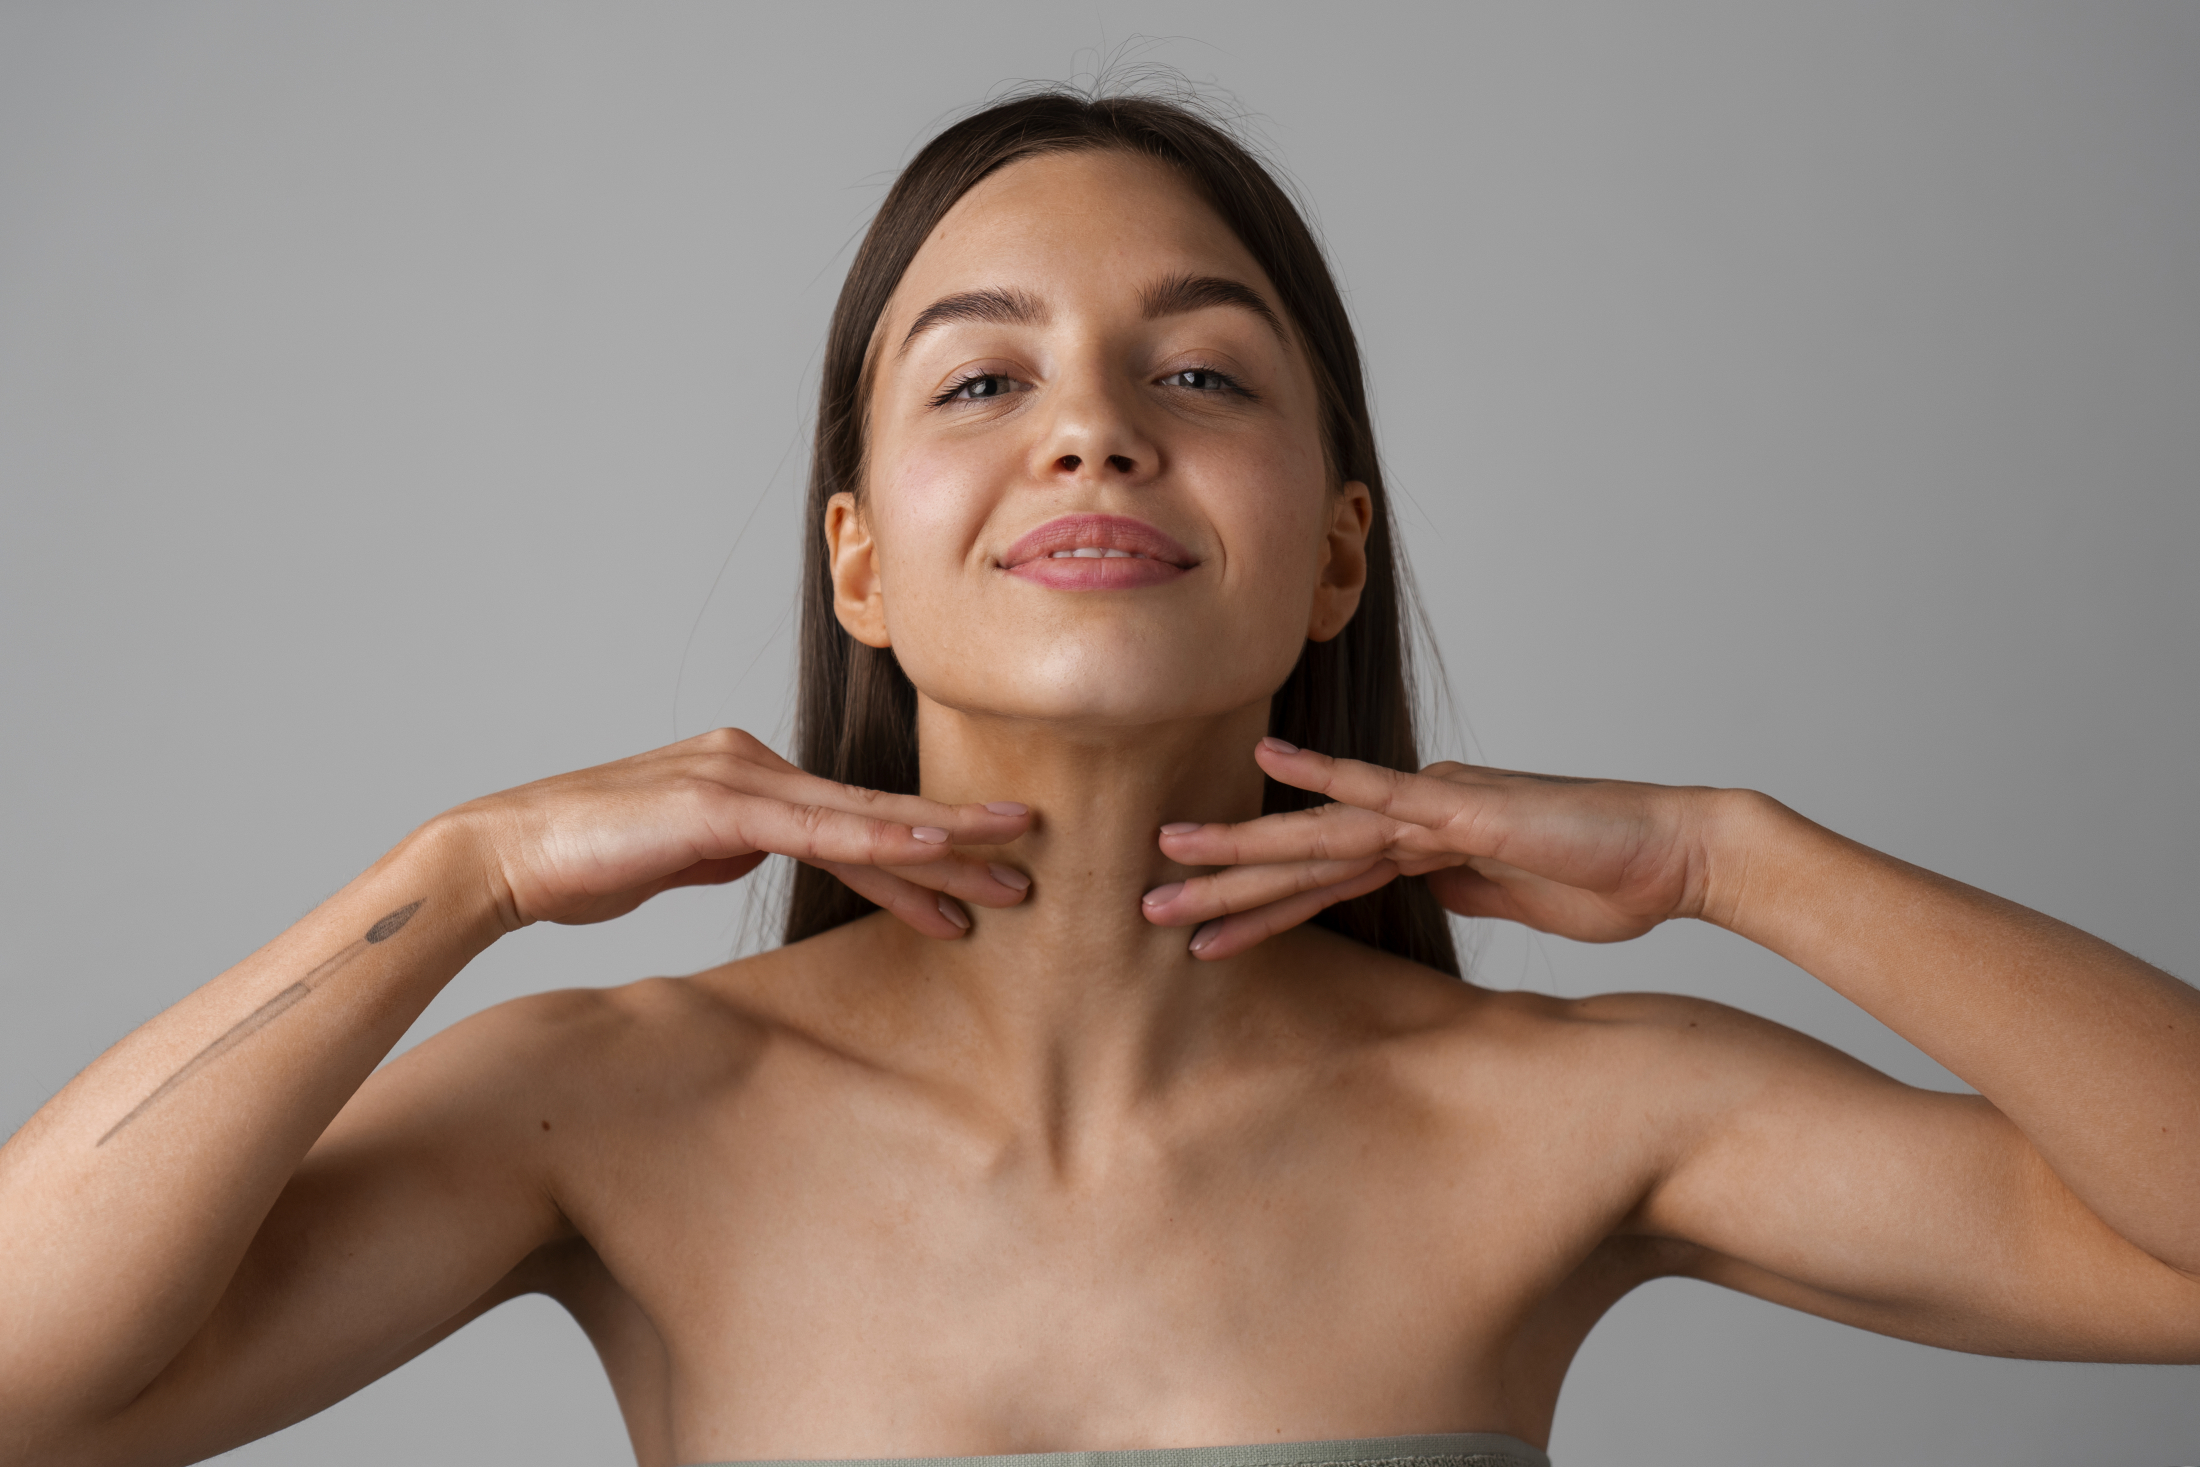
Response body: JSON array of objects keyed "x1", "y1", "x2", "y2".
[{"x1": 3, "y1": 4, "x2": 2196, "y2": 1465}]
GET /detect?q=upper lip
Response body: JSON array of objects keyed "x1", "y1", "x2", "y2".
[{"x1": 999, "y1": 514, "x2": 1198, "y2": 569}]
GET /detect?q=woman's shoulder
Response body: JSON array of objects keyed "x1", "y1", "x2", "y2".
[
  {"x1": 408, "y1": 925, "x2": 877, "y2": 1100},
  {"x1": 1284, "y1": 924, "x2": 1783, "y2": 1097},
  {"x1": 544, "y1": 914, "x2": 927, "y2": 1085}
]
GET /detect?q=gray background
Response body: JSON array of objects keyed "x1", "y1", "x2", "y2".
[{"x1": 3, "y1": 3, "x2": 2195, "y2": 1463}]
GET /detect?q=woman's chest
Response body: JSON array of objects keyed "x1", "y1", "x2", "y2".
[{"x1": 545, "y1": 1070, "x2": 1634, "y2": 1459}]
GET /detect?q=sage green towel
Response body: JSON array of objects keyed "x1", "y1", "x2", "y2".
[{"x1": 695, "y1": 1431, "x2": 1550, "y2": 1467}]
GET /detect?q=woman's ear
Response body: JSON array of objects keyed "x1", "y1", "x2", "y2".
[
  {"x1": 1306, "y1": 480, "x2": 1373, "y2": 643},
  {"x1": 825, "y1": 492, "x2": 892, "y2": 648}
]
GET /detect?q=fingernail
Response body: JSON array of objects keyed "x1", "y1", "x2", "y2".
[
  {"x1": 1189, "y1": 920, "x2": 1222, "y2": 954},
  {"x1": 936, "y1": 894, "x2": 970, "y2": 930},
  {"x1": 1142, "y1": 881, "x2": 1185, "y2": 908},
  {"x1": 911, "y1": 826, "x2": 950, "y2": 844},
  {"x1": 1159, "y1": 822, "x2": 1200, "y2": 836},
  {"x1": 984, "y1": 802, "x2": 1029, "y2": 816},
  {"x1": 1259, "y1": 737, "x2": 1298, "y2": 755},
  {"x1": 989, "y1": 863, "x2": 1030, "y2": 891}
]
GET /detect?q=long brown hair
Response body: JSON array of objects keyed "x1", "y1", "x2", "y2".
[{"x1": 785, "y1": 88, "x2": 1459, "y2": 978}]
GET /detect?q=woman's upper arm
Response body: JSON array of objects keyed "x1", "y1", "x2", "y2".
[
  {"x1": 1622, "y1": 996, "x2": 2200, "y2": 1363},
  {"x1": 80, "y1": 990, "x2": 587, "y2": 1465}
]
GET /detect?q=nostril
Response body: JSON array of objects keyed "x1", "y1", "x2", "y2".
[
  {"x1": 1107, "y1": 455, "x2": 1134, "y2": 473},
  {"x1": 1056, "y1": 454, "x2": 1082, "y2": 471}
]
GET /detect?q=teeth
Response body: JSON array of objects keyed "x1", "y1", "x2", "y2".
[{"x1": 1050, "y1": 548, "x2": 1145, "y2": 559}]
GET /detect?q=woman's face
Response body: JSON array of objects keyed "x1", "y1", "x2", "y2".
[{"x1": 830, "y1": 148, "x2": 1369, "y2": 730}]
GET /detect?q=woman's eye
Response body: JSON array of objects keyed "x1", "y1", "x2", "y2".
[
  {"x1": 1164, "y1": 368, "x2": 1235, "y2": 392},
  {"x1": 939, "y1": 373, "x2": 1016, "y2": 404}
]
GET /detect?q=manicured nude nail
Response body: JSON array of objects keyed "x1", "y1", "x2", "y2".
[
  {"x1": 911, "y1": 826, "x2": 950, "y2": 844},
  {"x1": 1189, "y1": 920, "x2": 1222, "y2": 954},
  {"x1": 989, "y1": 863, "x2": 1031, "y2": 891},
  {"x1": 936, "y1": 894, "x2": 970, "y2": 930},
  {"x1": 984, "y1": 802, "x2": 1029, "y2": 816},
  {"x1": 1259, "y1": 737, "x2": 1298, "y2": 755},
  {"x1": 1159, "y1": 822, "x2": 1200, "y2": 836},
  {"x1": 1142, "y1": 881, "x2": 1185, "y2": 908}
]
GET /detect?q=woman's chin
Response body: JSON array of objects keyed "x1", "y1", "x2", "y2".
[
  {"x1": 912, "y1": 678, "x2": 1274, "y2": 736},
  {"x1": 898, "y1": 636, "x2": 1292, "y2": 732}
]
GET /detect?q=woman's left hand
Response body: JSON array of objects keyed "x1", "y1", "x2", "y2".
[{"x1": 1144, "y1": 737, "x2": 1738, "y2": 960}]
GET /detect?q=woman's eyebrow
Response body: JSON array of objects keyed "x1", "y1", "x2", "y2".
[
  {"x1": 1140, "y1": 273, "x2": 1287, "y2": 344},
  {"x1": 898, "y1": 287, "x2": 1049, "y2": 355}
]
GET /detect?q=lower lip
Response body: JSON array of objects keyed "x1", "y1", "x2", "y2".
[{"x1": 1007, "y1": 557, "x2": 1191, "y2": 590}]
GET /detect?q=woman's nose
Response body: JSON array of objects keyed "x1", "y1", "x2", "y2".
[
  {"x1": 1031, "y1": 378, "x2": 1157, "y2": 485},
  {"x1": 1051, "y1": 451, "x2": 1137, "y2": 475}
]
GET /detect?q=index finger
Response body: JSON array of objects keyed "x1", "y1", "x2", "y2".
[
  {"x1": 1156, "y1": 801, "x2": 1399, "y2": 868},
  {"x1": 735, "y1": 757, "x2": 1032, "y2": 847},
  {"x1": 1251, "y1": 739, "x2": 1485, "y2": 835}
]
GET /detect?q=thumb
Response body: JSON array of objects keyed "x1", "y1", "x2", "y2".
[{"x1": 653, "y1": 851, "x2": 770, "y2": 894}]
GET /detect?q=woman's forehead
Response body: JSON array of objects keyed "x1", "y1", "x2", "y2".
[{"x1": 885, "y1": 150, "x2": 1277, "y2": 329}]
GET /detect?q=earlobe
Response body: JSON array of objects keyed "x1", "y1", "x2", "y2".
[
  {"x1": 1306, "y1": 480, "x2": 1374, "y2": 643},
  {"x1": 824, "y1": 492, "x2": 893, "y2": 649}
]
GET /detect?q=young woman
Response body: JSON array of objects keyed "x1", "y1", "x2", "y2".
[{"x1": 2, "y1": 91, "x2": 2195, "y2": 1467}]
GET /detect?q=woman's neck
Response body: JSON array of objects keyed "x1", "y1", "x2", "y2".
[{"x1": 898, "y1": 692, "x2": 1274, "y2": 1123}]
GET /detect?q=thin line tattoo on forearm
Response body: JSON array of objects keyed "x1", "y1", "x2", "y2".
[{"x1": 95, "y1": 900, "x2": 425, "y2": 1148}]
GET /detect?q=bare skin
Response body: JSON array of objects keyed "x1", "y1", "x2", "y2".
[{"x1": 3, "y1": 149, "x2": 2197, "y2": 1467}]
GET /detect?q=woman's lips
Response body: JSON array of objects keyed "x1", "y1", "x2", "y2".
[{"x1": 1000, "y1": 513, "x2": 1197, "y2": 591}]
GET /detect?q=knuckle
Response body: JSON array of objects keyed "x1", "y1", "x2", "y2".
[
  {"x1": 702, "y1": 726, "x2": 755, "y2": 756},
  {"x1": 671, "y1": 773, "x2": 729, "y2": 810}
]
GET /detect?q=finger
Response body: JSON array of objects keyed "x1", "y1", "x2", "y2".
[
  {"x1": 1251, "y1": 739, "x2": 1487, "y2": 835},
  {"x1": 718, "y1": 795, "x2": 975, "y2": 870},
  {"x1": 1186, "y1": 860, "x2": 1401, "y2": 962},
  {"x1": 811, "y1": 859, "x2": 974, "y2": 940},
  {"x1": 774, "y1": 779, "x2": 1032, "y2": 849},
  {"x1": 871, "y1": 854, "x2": 1033, "y2": 908},
  {"x1": 1139, "y1": 855, "x2": 1388, "y2": 928},
  {"x1": 1157, "y1": 802, "x2": 1404, "y2": 868},
  {"x1": 654, "y1": 852, "x2": 769, "y2": 893},
  {"x1": 555, "y1": 852, "x2": 770, "y2": 925},
  {"x1": 1422, "y1": 862, "x2": 1519, "y2": 921},
  {"x1": 662, "y1": 730, "x2": 1035, "y2": 848},
  {"x1": 1424, "y1": 860, "x2": 1655, "y2": 943},
  {"x1": 711, "y1": 751, "x2": 1031, "y2": 847}
]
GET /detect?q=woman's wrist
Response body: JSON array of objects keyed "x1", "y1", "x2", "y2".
[
  {"x1": 1690, "y1": 786, "x2": 1821, "y2": 942},
  {"x1": 377, "y1": 810, "x2": 519, "y2": 956}
]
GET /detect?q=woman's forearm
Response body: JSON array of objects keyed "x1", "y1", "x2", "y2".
[
  {"x1": 0, "y1": 816, "x2": 503, "y2": 1427},
  {"x1": 1703, "y1": 790, "x2": 2200, "y2": 1276}
]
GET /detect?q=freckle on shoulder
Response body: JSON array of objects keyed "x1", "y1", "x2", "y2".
[
  {"x1": 1523, "y1": 991, "x2": 1767, "y2": 1071},
  {"x1": 1423, "y1": 987, "x2": 1737, "y2": 1063}
]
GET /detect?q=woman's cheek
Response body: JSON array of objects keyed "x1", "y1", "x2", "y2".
[
  {"x1": 1203, "y1": 453, "x2": 1330, "y2": 600},
  {"x1": 870, "y1": 446, "x2": 999, "y2": 581},
  {"x1": 866, "y1": 452, "x2": 1012, "y2": 698},
  {"x1": 875, "y1": 436, "x2": 1002, "y2": 524}
]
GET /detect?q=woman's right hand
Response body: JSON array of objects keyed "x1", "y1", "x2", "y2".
[{"x1": 444, "y1": 727, "x2": 1032, "y2": 939}]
